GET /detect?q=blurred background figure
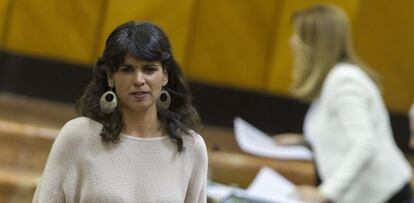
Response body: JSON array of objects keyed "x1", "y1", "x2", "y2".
[{"x1": 275, "y1": 4, "x2": 412, "y2": 203}]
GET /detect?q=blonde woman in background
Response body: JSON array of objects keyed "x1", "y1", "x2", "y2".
[{"x1": 275, "y1": 4, "x2": 412, "y2": 203}]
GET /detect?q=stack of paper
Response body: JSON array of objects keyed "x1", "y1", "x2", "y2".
[
  {"x1": 233, "y1": 117, "x2": 312, "y2": 160},
  {"x1": 207, "y1": 167, "x2": 306, "y2": 203}
]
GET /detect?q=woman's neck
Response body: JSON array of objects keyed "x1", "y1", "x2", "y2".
[{"x1": 121, "y1": 106, "x2": 163, "y2": 138}]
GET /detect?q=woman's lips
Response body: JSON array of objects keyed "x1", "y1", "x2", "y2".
[{"x1": 130, "y1": 91, "x2": 149, "y2": 100}]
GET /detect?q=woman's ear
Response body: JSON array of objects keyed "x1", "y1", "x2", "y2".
[
  {"x1": 107, "y1": 72, "x2": 115, "y2": 88},
  {"x1": 162, "y1": 69, "x2": 168, "y2": 86}
]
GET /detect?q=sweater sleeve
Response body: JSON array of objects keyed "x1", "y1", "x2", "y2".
[
  {"x1": 318, "y1": 74, "x2": 377, "y2": 201},
  {"x1": 33, "y1": 120, "x2": 82, "y2": 203},
  {"x1": 184, "y1": 134, "x2": 208, "y2": 203}
]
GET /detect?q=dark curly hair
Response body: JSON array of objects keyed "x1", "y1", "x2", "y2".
[{"x1": 76, "y1": 21, "x2": 201, "y2": 152}]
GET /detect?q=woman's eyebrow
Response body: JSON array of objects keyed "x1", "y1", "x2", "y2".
[{"x1": 119, "y1": 63, "x2": 134, "y2": 67}]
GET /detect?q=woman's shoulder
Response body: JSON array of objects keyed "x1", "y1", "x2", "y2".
[
  {"x1": 320, "y1": 63, "x2": 381, "y2": 105},
  {"x1": 327, "y1": 63, "x2": 367, "y2": 81},
  {"x1": 181, "y1": 130, "x2": 208, "y2": 168},
  {"x1": 182, "y1": 130, "x2": 207, "y2": 155},
  {"x1": 324, "y1": 63, "x2": 374, "y2": 90},
  {"x1": 64, "y1": 116, "x2": 102, "y2": 129},
  {"x1": 57, "y1": 117, "x2": 102, "y2": 143},
  {"x1": 47, "y1": 117, "x2": 102, "y2": 158}
]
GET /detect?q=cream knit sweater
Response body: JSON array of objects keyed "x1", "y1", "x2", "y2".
[{"x1": 33, "y1": 117, "x2": 208, "y2": 203}]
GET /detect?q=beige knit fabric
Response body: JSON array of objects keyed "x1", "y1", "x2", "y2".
[{"x1": 33, "y1": 117, "x2": 208, "y2": 203}]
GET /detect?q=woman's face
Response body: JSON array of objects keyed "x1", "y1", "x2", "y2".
[
  {"x1": 108, "y1": 52, "x2": 168, "y2": 114},
  {"x1": 289, "y1": 29, "x2": 304, "y2": 59},
  {"x1": 289, "y1": 28, "x2": 309, "y2": 72}
]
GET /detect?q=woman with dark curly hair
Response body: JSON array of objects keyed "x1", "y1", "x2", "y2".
[{"x1": 33, "y1": 21, "x2": 207, "y2": 203}]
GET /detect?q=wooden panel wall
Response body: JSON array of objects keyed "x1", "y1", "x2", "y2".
[
  {"x1": 0, "y1": 0, "x2": 10, "y2": 45},
  {"x1": 353, "y1": 0, "x2": 414, "y2": 112},
  {"x1": 96, "y1": 0, "x2": 195, "y2": 70},
  {"x1": 1, "y1": 0, "x2": 413, "y2": 112},
  {"x1": 184, "y1": 0, "x2": 283, "y2": 91},
  {"x1": 2, "y1": 0, "x2": 103, "y2": 64}
]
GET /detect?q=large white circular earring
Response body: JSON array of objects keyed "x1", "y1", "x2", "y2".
[
  {"x1": 157, "y1": 87, "x2": 171, "y2": 111},
  {"x1": 100, "y1": 88, "x2": 117, "y2": 114}
]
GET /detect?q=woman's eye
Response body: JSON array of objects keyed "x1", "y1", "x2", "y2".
[
  {"x1": 119, "y1": 66, "x2": 133, "y2": 72},
  {"x1": 144, "y1": 66, "x2": 157, "y2": 73}
]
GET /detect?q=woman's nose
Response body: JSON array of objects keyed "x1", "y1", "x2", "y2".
[{"x1": 133, "y1": 71, "x2": 145, "y2": 86}]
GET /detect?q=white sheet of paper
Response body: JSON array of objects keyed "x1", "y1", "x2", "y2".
[
  {"x1": 207, "y1": 181, "x2": 239, "y2": 201},
  {"x1": 234, "y1": 117, "x2": 313, "y2": 160},
  {"x1": 208, "y1": 181, "x2": 304, "y2": 203},
  {"x1": 246, "y1": 167, "x2": 303, "y2": 203},
  {"x1": 207, "y1": 167, "x2": 306, "y2": 203}
]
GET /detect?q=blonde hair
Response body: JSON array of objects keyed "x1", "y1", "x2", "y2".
[{"x1": 290, "y1": 4, "x2": 379, "y2": 100}]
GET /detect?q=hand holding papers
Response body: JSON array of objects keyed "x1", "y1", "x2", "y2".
[{"x1": 234, "y1": 117, "x2": 312, "y2": 160}]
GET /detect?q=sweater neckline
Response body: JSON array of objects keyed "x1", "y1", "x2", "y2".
[{"x1": 120, "y1": 133, "x2": 168, "y2": 142}]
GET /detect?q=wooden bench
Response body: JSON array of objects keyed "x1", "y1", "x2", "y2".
[{"x1": 0, "y1": 93, "x2": 73, "y2": 202}]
